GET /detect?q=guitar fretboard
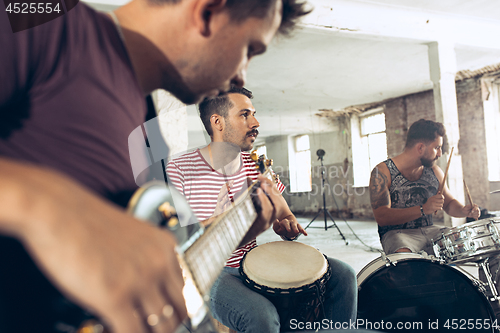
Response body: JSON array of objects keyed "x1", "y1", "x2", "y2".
[{"x1": 183, "y1": 191, "x2": 258, "y2": 295}]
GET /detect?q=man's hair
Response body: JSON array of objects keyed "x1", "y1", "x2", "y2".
[
  {"x1": 199, "y1": 85, "x2": 253, "y2": 137},
  {"x1": 405, "y1": 119, "x2": 446, "y2": 148},
  {"x1": 150, "y1": 0, "x2": 311, "y2": 36}
]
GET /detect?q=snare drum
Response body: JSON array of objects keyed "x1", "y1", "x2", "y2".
[
  {"x1": 358, "y1": 253, "x2": 495, "y2": 332},
  {"x1": 433, "y1": 218, "x2": 500, "y2": 264},
  {"x1": 239, "y1": 241, "x2": 331, "y2": 332}
]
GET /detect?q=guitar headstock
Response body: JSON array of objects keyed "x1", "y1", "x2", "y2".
[{"x1": 250, "y1": 150, "x2": 279, "y2": 183}]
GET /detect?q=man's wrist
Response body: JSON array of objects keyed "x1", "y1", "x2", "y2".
[{"x1": 420, "y1": 205, "x2": 425, "y2": 217}]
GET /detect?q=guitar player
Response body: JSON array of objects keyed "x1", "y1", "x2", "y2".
[
  {"x1": 167, "y1": 86, "x2": 358, "y2": 333},
  {"x1": 0, "y1": 0, "x2": 311, "y2": 332}
]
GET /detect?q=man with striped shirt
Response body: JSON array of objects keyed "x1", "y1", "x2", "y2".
[{"x1": 167, "y1": 86, "x2": 357, "y2": 332}]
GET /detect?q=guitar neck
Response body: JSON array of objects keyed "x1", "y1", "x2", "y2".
[
  {"x1": 182, "y1": 163, "x2": 276, "y2": 296},
  {"x1": 183, "y1": 188, "x2": 258, "y2": 295}
]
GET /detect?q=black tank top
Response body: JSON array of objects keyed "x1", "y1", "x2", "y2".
[{"x1": 378, "y1": 159, "x2": 439, "y2": 239}]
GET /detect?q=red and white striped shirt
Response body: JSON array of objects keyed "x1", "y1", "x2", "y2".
[{"x1": 167, "y1": 149, "x2": 285, "y2": 267}]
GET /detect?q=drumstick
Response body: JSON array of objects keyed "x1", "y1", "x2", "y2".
[
  {"x1": 438, "y1": 146, "x2": 454, "y2": 193},
  {"x1": 435, "y1": 147, "x2": 453, "y2": 215},
  {"x1": 464, "y1": 180, "x2": 473, "y2": 206},
  {"x1": 463, "y1": 180, "x2": 477, "y2": 220}
]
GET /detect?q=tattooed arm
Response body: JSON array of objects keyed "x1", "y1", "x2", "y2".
[{"x1": 369, "y1": 163, "x2": 427, "y2": 226}]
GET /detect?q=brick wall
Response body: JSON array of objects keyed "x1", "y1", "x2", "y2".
[
  {"x1": 385, "y1": 98, "x2": 407, "y2": 158},
  {"x1": 406, "y1": 90, "x2": 436, "y2": 125}
]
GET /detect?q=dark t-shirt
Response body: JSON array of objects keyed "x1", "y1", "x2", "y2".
[
  {"x1": 0, "y1": 3, "x2": 148, "y2": 206},
  {"x1": 378, "y1": 159, "x2": 439, "y2": 239}
]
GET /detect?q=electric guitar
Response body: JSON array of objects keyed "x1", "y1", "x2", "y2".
[{"x1": 0, "y1": 153, "x2": 276, "y2": 333}]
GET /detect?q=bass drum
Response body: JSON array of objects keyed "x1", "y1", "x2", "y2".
[{"x1": 358, "y1": 253, "x2": 495, "y2": 332}]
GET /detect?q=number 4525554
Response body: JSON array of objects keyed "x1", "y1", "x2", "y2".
[
  {"x1": 443, "y1": 319, "x2": 499, "y2": 330},
  {"x1": 5, "y1": 2, "x2": 61, "y2": 14}
]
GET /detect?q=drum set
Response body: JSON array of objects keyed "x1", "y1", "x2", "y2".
[
  {"x1": 358, "y1": 217, "x2": 500, "y2": 332},
  {"x1": 237, "y1": 217, "x2": 500, "y2": 332}
]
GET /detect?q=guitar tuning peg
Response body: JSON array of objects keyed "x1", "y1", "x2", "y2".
[
  {"x1": 159, "y1": 202, "x2": 179, "y2": 228},
  {"x1": 250, "y1": 150, "x2": 259, "y2": 161},
  {"x1": 158, "y1": 202, "x2": 176, "y2": 218},
  {"x1": 77, "y1": 320, "x2": 104, "y2": 333},
  {"x1": 167, "y1": 217, "x2": 179, "y2": 228}
]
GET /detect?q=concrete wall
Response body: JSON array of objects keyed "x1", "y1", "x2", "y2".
[
  {"x1": 152, "y1": 90, "x2": 188, "y2": 158},
  {"x1": 307, "y1": 128, "x2": 353, "y2": 216},
  {"x1": 265, "y1": 117, "x2": 373, "y2": 218},
  {"x1": 456, "y1": 79, "x2": 490, "y2": 210},
  {"x1": 491, "y1": 182, "x2": 500, "y2": 210},
  {"x1": 385, "y1": 98, "x2": 407, "y2": 158}
]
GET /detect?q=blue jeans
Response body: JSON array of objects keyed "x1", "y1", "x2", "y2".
[{"x1": 209, "y1": 257, "x2": 357, "y2": 333}]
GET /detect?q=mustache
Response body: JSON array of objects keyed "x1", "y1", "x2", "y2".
[{"x1": 246, "y1": 129, "x2": 259, "y2": 137}]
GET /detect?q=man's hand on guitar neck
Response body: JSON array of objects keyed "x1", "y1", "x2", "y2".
[
  {"x1": 239, "y1": 175, "x2": 288, "y2": 247},
  {"x1": 0, "y1": 159, "x2": 187, "y2": 333}
]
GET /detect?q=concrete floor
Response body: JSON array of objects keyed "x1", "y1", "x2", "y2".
[
  {"x1": 257, "y1": 217, "x2": 385, "y2": 274},
  {"x1": 256, "y1": 216, "x2": 481, "y2": 280}
]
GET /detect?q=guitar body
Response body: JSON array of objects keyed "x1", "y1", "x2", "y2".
[
  {"x1": 0, "y1": 183, "x2": 217, "y2": 333},
  {"x1": 127, "y1": 182, "x2": 220, "y2": 333},
  {"x1": 0, "y1": 235, "x2": 95, "y2": 333}
]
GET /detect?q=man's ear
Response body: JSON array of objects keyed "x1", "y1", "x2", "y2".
[
  {"x1": 416, "y1": 142, "x2": 426, "y2": 155},
  {"x1": 192, "y1": 0, "x2": 228, "y2": 37},
  {"x1": 210, "y1": 114, "x2": 224, "y2": 133}
]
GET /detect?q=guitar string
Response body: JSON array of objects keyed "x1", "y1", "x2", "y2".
[
  {"x1": 183, "y1": 161, "x2": 268, "y2": 294},
  {"x1": 185, "y1": 195, "x2": 254, "y2": 294},
  {"x1": 177, "y1": 159, "x2": 269, "y2": 329}
]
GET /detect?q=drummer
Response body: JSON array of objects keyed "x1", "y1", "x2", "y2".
[
  {"x1": 369, "y1": 119, "x2": 480, "y2": 255},
  {"x1": 167, "y1": 86, "x2": 357, "y2": 332}
]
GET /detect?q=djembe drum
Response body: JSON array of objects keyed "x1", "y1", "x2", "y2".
[{"x1": 239, "y1": 241, "x2": 331, "y2": 332}]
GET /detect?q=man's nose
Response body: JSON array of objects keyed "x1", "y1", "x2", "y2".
[
  {"x1": 250, "y1": 115, "x2": 259, "y2": 129},
  {"x1": 230, "y1": 67, "x2": 247, "y2": 88}
]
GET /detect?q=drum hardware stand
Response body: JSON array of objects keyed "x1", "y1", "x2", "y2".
[
  {"x1": 304, "y1": 149, "x2": 348, "y2": 245},
  {"x1": 452, "y1": 264, "x2": 489, "y2": 294},
  {"x1": 381, "y1": 252, "x2": 396, "y2": 267},
  {"x1": 458, "y1": 258, "x2": 500, "y2": 301},
  {"x1": 478, "y1": 259, "x2": 500, "y2": 301}
]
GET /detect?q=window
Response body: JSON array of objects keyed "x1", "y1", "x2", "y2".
[
  {"x1": 352, "y1": 108, "x2": 388, "y2": 187},
  {"x1": 361, "y1": 112, "x2": 387, "y2": 172},
  {"x1": 289, "y1": 134, "x2": 312, "y2": 192}
]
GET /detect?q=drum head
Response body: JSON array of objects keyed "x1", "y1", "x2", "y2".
[
  {"x1": 242, "y1": 241, "x2": 327, "y2": 289},
  {"x1": 358, "y1": 255, "x2": 495, "y2": 332}
]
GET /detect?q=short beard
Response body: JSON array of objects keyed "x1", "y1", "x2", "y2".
[
  {"x1": 241, "y1": 142, "x2": 254, "y2": 152},
  {"x1": 421, "y1": 157, "x2": 435, "y2": 168},
  {"x1": 222, "y1": 125, "x2": 253, "y2": 152}
]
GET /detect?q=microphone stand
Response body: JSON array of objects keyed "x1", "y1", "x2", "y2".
[{"x1": 304, "y1": 154, "x2": 348, "y2": 245}]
